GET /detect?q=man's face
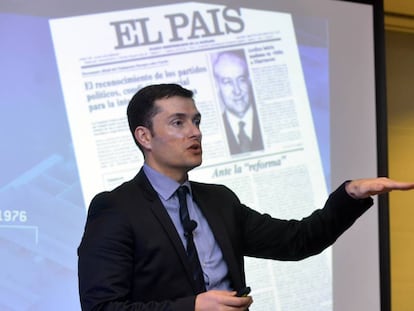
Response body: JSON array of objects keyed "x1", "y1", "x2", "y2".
[
  {"x1": 142, "y1": 96, "x2": 202, "y2": 181},
  {"x1": 214, "y1": 53, "x2": 251, "y2": 118}
]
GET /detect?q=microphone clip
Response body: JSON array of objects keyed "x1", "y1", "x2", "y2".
[{"x1": 183, "y1": 219, "x2": 197, "y2": 237}]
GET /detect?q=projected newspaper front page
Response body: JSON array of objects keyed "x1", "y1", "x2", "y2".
[{"x1": 50, "y1": 2, "x2": 330, "y2": 310}]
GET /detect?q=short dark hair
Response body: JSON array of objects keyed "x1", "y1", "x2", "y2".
[{"x1": 127, "y1": 83, "x2": 194, "y2": 150}]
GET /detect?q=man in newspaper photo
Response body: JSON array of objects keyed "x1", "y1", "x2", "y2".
[
  {"x1": 212, "y1": 49, "x2": 265, "y2": 155},
  {"x1": 77, "y1": 83, "x2": 414, "y2": 311}
]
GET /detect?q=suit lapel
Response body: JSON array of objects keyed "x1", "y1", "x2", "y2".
[{"x1": 133, "y1": 170, "x2": 197, "y2": 287}]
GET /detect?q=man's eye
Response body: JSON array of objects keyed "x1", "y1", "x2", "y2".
[
  {"x1": 172, "y1": 119, "x2": 183, "y2": 126},
  {"x1": 238, "y1": 76, "x2": 248, "y2": 84},
  {"x1": 220, "y1": 78, "x2": 231, "y2": 85}
]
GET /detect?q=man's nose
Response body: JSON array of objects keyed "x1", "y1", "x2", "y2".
[
  {"x1": 232, "y1": 81, "x2": 242, "y2": 95},
  {"x1": 188, "y1": 121, "x2": 202, "y2": 137}
]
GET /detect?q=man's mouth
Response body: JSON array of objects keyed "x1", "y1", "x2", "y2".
[{"x1": 188, "y1": 143, "x2": 201, "y2": 152}]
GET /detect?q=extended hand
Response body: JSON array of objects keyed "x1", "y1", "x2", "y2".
[
  {"x1": 195, "y1": 290, "x2": 253, "y2": 311},
  {"x1": 345, "y1": 177, "x2": 414, "y2": 199}
]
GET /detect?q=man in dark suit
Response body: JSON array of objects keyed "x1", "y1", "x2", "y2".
[
  {"x1": 78, "y1": 83, "x2": 414, "y2": 311},
  {"x1": 212, "y1": 50, "x2": 264, "y2": 155}
]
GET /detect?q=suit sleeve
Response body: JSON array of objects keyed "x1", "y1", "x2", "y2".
[
  {"x1": 78, "y1": 192, "x2": 195, "y2": 311},
  {"x1": 238, "y1": 181, "x2": 373, "y2": 260}
]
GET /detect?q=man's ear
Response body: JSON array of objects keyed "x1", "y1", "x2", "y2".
[{"x1": 134, "y1": 126, "x2": 152, "y2": 150}]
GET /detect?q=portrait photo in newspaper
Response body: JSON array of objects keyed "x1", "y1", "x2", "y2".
[{"x1": 211, "y1": 49, "x2": 265, "y2": 155}]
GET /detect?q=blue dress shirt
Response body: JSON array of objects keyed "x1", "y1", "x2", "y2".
[{"x1": 143, "y1": 164, "x2": 231, "y2": 290}]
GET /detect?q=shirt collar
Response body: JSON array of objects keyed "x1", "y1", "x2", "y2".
[
  {"x1": 143, "y1": 164, "x2": 192, "y2": 200},
  {"x1": 225, "y1": 105, "x2": 253, "y2": 139}
]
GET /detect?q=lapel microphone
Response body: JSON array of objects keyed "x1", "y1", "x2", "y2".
[{"x1": 183, "y1": 220, "x2": 197, "y2": 237}]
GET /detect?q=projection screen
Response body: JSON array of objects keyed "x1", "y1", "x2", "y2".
[{"x1": 0, "y1": 0, "x2": 388, "y2": 310}]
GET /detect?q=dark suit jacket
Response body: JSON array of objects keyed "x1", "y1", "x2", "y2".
[
  {"x1": 78, "y1": 169, "x2": 372, "y2": 311},
  {"x1": 223, "y1": 106, "x2": 264, "y2": 155}
]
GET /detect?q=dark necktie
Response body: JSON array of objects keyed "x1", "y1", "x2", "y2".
[
  {"x1": 238, "y1": 121, "x2": 251, "y2": 152},
  {"x1": 176, "y1": 186, "x2": 206, "y2": 293}
]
